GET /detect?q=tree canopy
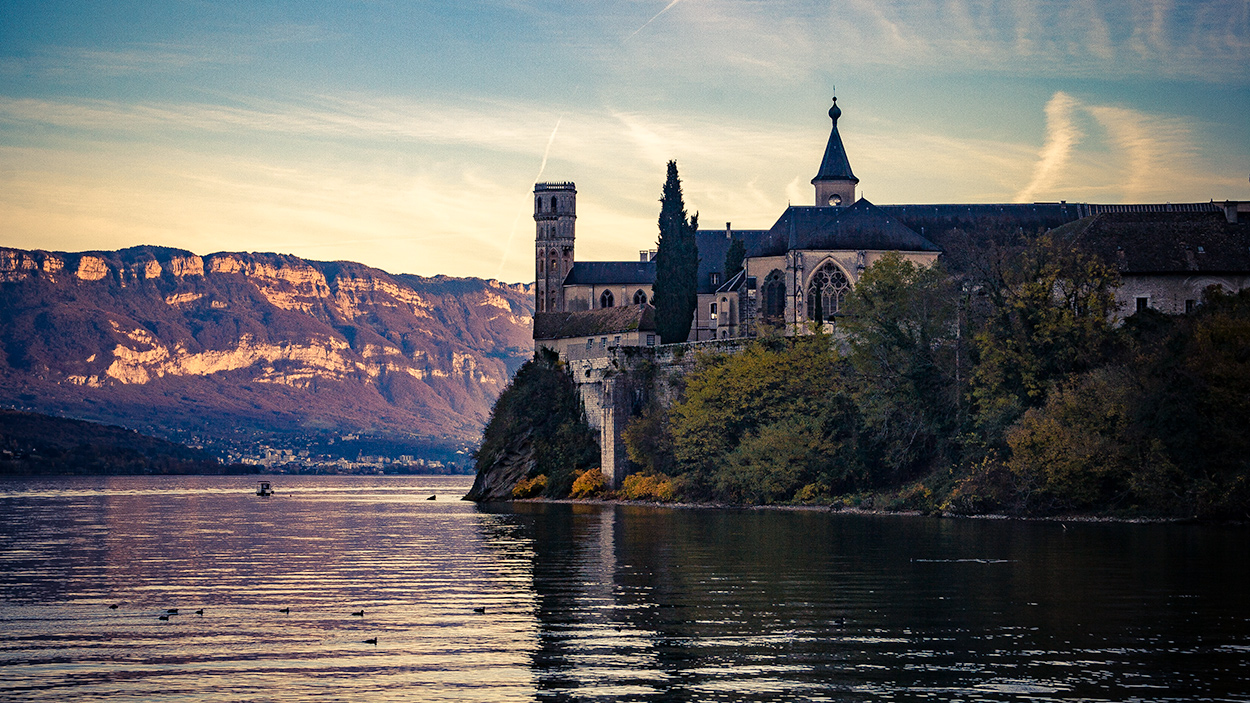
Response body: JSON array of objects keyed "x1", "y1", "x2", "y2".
[{"x1": 652, "y1": 161, "x2": 699, "y2": 344}]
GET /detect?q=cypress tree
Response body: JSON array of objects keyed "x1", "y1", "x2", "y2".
[
  {"x1": 723, "y1": 236, "x2": 745, "y2": 280},
  {"x1": 653, "y1": 161, "x2": 699, "y2": 344}
]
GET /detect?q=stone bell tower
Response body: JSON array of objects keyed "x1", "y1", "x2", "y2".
[
  {"x1": 534, "y1": 182, "x2": 576, "y2": 313},
  {"x1": 812, "y1": 97, "x2": 859, "y2": 207}
]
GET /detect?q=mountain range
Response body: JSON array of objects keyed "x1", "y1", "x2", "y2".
[{"x1": 0, "y1": 246, "x2": 534, "y2": 461}]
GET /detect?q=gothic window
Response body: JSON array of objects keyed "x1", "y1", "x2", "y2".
[
  {"x1": 551, "y1": 196, "x2": 558, "y2": 212},
  {"x1": 539, "y1": 259, "x2": 544, "y2": 274},
  {"x1": 762, "y1": 270, "x2": 786, "y2": 320},
  {"x1": 633, "y1": 289, "x2": 647, "y2": 305},
  {"x1": 549, "y1": 292, "x2": 557, "y2": 311},
  {"x1": 806, "y1": 261, "x2": 851, "y2": 322},
  {"x1": 600, "y1": 290, "x2": 615, "y2": 308}
]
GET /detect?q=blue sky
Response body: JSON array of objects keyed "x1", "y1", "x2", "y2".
[{"x1": 1, "y1": 0, "x2": 1247, "y2": 282}]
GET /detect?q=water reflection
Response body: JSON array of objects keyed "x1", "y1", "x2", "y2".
[
  {"x1": 483, "y1": 502, "x2": 1250, "y2": 702},
  {"x1": 1, "y1": 477, "x2": 1247, "y2": 702}
]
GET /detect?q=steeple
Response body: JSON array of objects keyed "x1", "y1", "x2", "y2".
[{"x1": 811, "y1": 97, "x2": 858, "y2": 207}]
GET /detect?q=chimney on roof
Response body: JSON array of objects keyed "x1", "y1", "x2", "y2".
[{"x1": 726, "y1": 222, "x2": 732, "y2": 239}]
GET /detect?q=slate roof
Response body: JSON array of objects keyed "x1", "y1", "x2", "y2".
[
  {"x1": 563, "y1": 261, "x2": 655, "y2": 286},
  {"x1": 695, "y1": 228, "x2": 767, "y2": 294},
  {"x1": 533, "y1": 304, "x2": 656, "y2": 341},
  {"x1": 1052, "y1": 211, "x2": 1250, "y2": 275},
  {"x1": 749, "y1": 199, "x2": 941, "y2": 257},
  {"x1": 812, "y1": 99, "x2": 857, "y2": 184}
]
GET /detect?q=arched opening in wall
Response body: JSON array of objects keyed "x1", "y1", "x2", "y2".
[
  {"x1": 806, "y1": 261, "x2": 851, "y2": 322},
  {"x1": 549, "y1": 292, "x2": 557, "y2": 311},
  {"x1": 600, "y1": 290, "x2": 615, "y2": 308},
  {"x1": 633, "y1": 289, "x2": 647, "y2": 305},
  {"x1": 551, "y1": 196, "x2": 558, "y2": 212},
  {"x1": 762, "y1": 270, "x2": 786, "y2": 320},
  {"x1": 539, "y1": 259, "x2": 544, "y2": 274}
]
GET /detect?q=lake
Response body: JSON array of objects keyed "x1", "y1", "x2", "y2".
[{"x1": 0, "y1": 475, "x2": 1247, "y2": 701}]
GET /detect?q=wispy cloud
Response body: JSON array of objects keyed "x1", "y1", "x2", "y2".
[
  {"x1": 0, "y1": 89, "x2": 1237, "y2": 282},
  {"x1": 1015, "y1": 92, "x2": 1083, "y2": 203}
]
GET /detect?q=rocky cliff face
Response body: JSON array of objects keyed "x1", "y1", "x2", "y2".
[{"x1": 0, "y1": 246, "x2": 534, "y2": 458}]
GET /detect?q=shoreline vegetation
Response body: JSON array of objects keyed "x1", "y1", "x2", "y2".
[{"x1": 470, "y1": 229, "x2": 1250, "y2": 522}]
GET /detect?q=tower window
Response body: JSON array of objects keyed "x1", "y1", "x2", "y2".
[
  {"x1": 551, "y1": 196, "x2": 557, "y2": 212},
  {"x1": 710, "y1": 272, "x2": 721, "y2": 286},
  {"x1": 600, "y1": 290, "x2": 614, "y2": 308}
]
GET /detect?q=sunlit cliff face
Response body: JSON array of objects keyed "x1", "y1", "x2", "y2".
[{"x1": 0, "y1": 246, "x2": 536, "y2": 442}]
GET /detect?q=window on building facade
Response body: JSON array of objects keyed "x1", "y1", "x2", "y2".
[
  {"x1": 586, "y1": 338, "x2": 593, "y2": 350},
  {"x1": 633, "y1": 289, "x2": 647, "y2": 305},
  {"x1": 1186, "y1": 299, "x2": 1196, "y2": 314},
  {"x1": 551, "y1": 196, "x2": 557, "y2": 212},
  {"x1": 600, "y1": 290, "x2": 614, "y2": 308},
  {"x1": 807, "y1": 261, "x2": 851, "y2": 322},
  {"x1": 600, "y1": 337, "x2": 607, "y2": 349},
  {"x1": 613, "y1": 336, "x2": 621, "y2": 347},
  {"x1": 1136, "y1": 297, "x2": 1148, "y2": 313},
  {"x1": 646, "y1": 334, "x2": 655, "y2": 346},
  {"x1": 762, "y1": 270, "x2": 786, "y2": 320},
  {"x1": 710, "y1": 302, "x2": 718, "y2": 320},
  {"x1": 710, "y1": 272, "x2": 721, "y2": 286}
]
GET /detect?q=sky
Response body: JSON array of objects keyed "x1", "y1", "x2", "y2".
[{"x1": 1, "y1": 0, "x2": 1247, "y2": 283}]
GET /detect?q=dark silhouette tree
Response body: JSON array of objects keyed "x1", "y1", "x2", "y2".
[
  {"x1": 653, "y1": 161, "x2": 699, "y2": 344},
  {"x1": 723, "y1": 236, "x2": 745, "y2": 281}
]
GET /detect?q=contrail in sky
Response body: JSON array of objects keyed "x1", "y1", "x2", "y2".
[
  {"x1": 497, "y1": 115, "x2": 562, "y2": 279},
  {"x1": 1015, "y1": 92, "x2": 1081, "y2": 203},
  {"x1": 624, "y1": 0, "x2": 686, "y2": 43}
]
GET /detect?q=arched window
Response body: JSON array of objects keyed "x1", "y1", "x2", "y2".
[
  {"x1": 550, "y1": 196, "x2": 558, "y2": 212},
  {"x1": 633, "y1": 289, "x2": 647, "y2": 305},
  {"x1": 549, "y1": 292, "x2": 557, "y2": 311},
  {"x1": 806, "y1": 261, "x2": 851, "y2": 322},
  {"x1": 539, "y1": 258, "x2": 544, "y2": 274},
  {"x1": 600, "y1": 290, "x2": 614, "y2": 308},
  {"x1": 762, "y1": 270, "x2": 786, "y2": 320}
]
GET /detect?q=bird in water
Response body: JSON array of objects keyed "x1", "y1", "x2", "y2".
[
  {"x1": 158, "y1": 615, "x2": 169, "y2": 621},
  {"x1": 426, "y1": 495, "x2": 436, "y2": 500},
  {"x1": 472, "y1": 607, "x2": 486, "y2": 614},
  {"x1": 351, "y1": 610, "x2": 364, "y2": 617},
  {"x1": 364, "y1": 637, "x2": 378, "y2": 645},
  {"x1": 195, "y1": 609, "x2": 204, "y2": 616},
  {"x1": 279, "y1": 607, "x2": 290, "y2": 614},
  {"x1": 167, "y1": 609, "x2": 178, "y2": 614},
  {"x1": 108, "y1": 604, "x2": 119, "y2": 610}
]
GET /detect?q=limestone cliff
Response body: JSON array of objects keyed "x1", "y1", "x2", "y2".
[{"x1": 0, "y1": 245, "x2": 534, "y2": 457}]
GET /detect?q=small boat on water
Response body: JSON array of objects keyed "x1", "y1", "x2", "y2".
[{"x1": 256, "y1": 481, "x2": 274, "y2": 497}]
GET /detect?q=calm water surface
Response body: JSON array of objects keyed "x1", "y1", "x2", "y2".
[{"x1": 0, "y1": 475, "x2": 1247, "y2": 701}]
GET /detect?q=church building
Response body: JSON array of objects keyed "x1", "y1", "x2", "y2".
[{"x1": 532, "y1": 98, "x2": 1250, "y2": 356}]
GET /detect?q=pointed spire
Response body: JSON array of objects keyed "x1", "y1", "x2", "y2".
[{"x1": 811, "y1": 97, "x2": 858, "y2": 185}]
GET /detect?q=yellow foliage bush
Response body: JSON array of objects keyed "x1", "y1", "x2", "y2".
[
  {"x1": 620, "y1": 473, "x2": 677, "y2": 502},
  {"x1": 570, "y1": 468, "x2": 606, "y2": 498},
  {"x1": 512, "y1": 474, "x2": 547, "y2": 499}
]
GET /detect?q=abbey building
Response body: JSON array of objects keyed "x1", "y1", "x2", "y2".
[{"x1": 532, "y1": 98, "x2": 1250, "y2": 356}]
